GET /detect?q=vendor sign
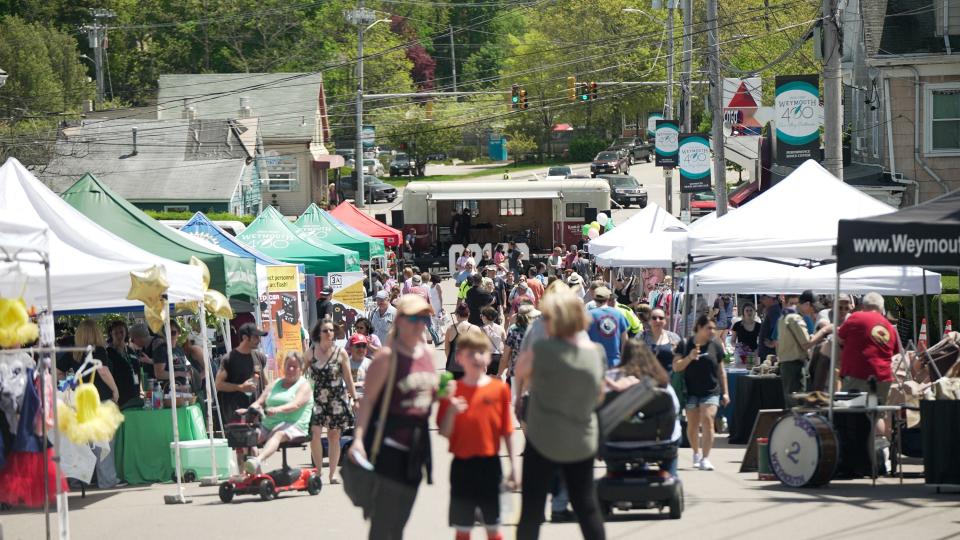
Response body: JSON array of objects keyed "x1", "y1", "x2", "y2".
[
  {"x1": 775, "y1": 75, "x2": 821, "y2": 164},
  {"x1": 264, "y1": 266, "x2": 303, "y2": 375},
  {"x1": 655, "y1": 119, "x2": 680, "y2": 167},
  {"x1": 327, "y1": 271, "x2": 365, "y2": 330},
  {"x1": 678, "y1": 134, "x2": 712, "y2": 193}
]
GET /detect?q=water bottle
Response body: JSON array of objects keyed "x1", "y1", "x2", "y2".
[{"x1": 153, "y1": 382, "x2": 163, "y2": 409}]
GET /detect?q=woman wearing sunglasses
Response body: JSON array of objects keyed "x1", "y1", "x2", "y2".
[
  {"x1": 641, "y1": 307, "x2": 681, "y2": 374},
  {"x1": 306, "y1": 320, "x2": 359, "y2": 485},
  {"x1": 349, "y1": 295, "x2": 438, "y2": 540}
]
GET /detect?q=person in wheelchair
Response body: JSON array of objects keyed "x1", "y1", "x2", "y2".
[
  {"x1": 603, "y1": 340, "x2": 681, "y2": 477},
  {"x1": 236, "y1": 351, "x2": 313, "y2": 474}
]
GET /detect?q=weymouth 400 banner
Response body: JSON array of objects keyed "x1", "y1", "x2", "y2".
[
  {"x1": 775, "y1": 75, "x2": 821, "y2": 164},
  {"x1": 678, "y1": 134, "x2": 711, "y2": 193},
  {"x1": 655, "y1": 119, "x2": 679, "y2": 167}
]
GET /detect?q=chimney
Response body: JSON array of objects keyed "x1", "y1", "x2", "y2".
[
  {"x1": 131, "y1": 127, "x2": 138, "y2": 156},
  {"x1": 239, "y1": 96, "x2": 252, "y2": 119}
]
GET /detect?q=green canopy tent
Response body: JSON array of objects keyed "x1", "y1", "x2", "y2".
[
  {"x1": 62, "y1": 173, "x2": 257, "y2": 301},
  {"x1": 238, "y1": 206, "x2": 361, "y2": 276},
  {"x1": 294, "y1": 203, "x2": 385, "y2": 262}
]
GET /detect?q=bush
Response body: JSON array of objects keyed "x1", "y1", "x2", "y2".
[
  {"x1": 144, "y1": 210, "x2": 255, "y2": 225},
  {"x1": 568, "y1": 136, "x2": 608, "y2": 162},
  {"x1": 454, "y1": 146, "x2": 478, "y2": 162}
]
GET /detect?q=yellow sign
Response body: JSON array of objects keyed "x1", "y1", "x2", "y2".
[
  {"x1": 328, "y1": 272, "x2": 366, "y2": 311},
  {"x1": 266, "y1": 266, "x2": 299, "y2": 292},
  {"x1": 265, "y1": 266, "x2": 304, "y2": 376}
]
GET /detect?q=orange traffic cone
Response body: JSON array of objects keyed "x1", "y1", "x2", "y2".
[
  {"x1": 946, "y1": 320, "x2": 953, "y2": 334},
  {"x1": 918, "y1": 318, "x2": 928, "y2": 351}
]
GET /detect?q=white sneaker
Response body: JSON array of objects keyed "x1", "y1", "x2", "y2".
[
  {"x1": 699, "y1": 457, "x2": 715, "y2": 471},
  {"x1": 692, "y1": 453, "x2": 702, "y2": 468},
  {"x1": 242, "y1": 457, "x2": 260, "y2": 474}
]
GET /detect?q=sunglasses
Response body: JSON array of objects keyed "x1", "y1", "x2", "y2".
[
  {"x1": 402, "y1": 314, "x2": 431, "y2": 325},
  {"x1": 354, "y1": 344, "x2": 368, "y2": 349}
]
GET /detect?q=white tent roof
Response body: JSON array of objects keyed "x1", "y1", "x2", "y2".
[
  {"x1": 588, "y1": 202, "x2": 686, "y2": 257},
  {"x1": 0, "y1": 158, "x2": 204, "y2": 312},
  {"x1": 690, "y1": 258, "x2": 942, "y2": 295},
  {"x1": 0, "y1": 218, "x2": 48, "y2": 261},
  {"x1": 686, "y1": 160, "x2": 895, "y2": 261},
  {"x1": 595, "y1": 210, "x2": 719, "y2": 267}
]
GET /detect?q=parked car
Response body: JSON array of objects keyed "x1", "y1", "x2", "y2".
[
  {"x1": 363, "y1": 158, "x2": 385, "y2": 176},
  {"x1": 545, "y1": 165, "x2": 573, "y2": 181},
  {"x1": 689, "y1": 180, "x2": 760, "y2": 218},
  {"x1": 339, "y1": 174, "x2": 398, "y2": 203},
  {"x1": 425, "y1": 152, "x2": 447, "y2": 161},
  {"x1": 609, "y1": 136, "x2": 652, "y2": 163},
  {"x1": 590, "y1": 151, "x2": 629, "y2": 177},
  {"x1": 599, "y1": 174, "x2": 647, "y2": 208},
  {"x1": 389, "y1": 153, "x2": 414, "y2": 177}
]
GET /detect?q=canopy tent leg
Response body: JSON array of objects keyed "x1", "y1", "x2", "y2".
[
  {"x1": 922, "y1": 269, "x2": 930, "y2": 342},
  {"x1": 163, "y1": 308, "x2": 190, "y2": 505},
  {"x1": 912, "y1": 296, "x2": 917, "y2": 343},
  {"x1": 683, "y1": 256, "x2": 692, "y2": 336},
  {"x1": 198, "y1": 305, "x2": 220, "y2": 486},
  {"x1": 829, "y1": 272, "x2": 841, "y2": 423},
  {"x1": 938, "y1": 294, "x2": 944, "y2": 340},
  {"x1": 44, "y1": 263, "x2": 69, "y2": 540},
  {"x1": 669, "y1": 264, "x2": 677, "y2": 331}
]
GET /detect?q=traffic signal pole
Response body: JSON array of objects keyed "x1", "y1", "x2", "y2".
[{"x1": 664, "y1": 3, "x2": 675, "y2": 215}]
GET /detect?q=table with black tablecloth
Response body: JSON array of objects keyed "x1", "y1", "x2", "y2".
[
  {"x1": 721, "y1": 369, "x2": 749, "y2": 429},
  {"x1": 921, "y1": 400, "x2": 960, "y2": 487},
  {"x1": 728, "y1": 375, "x2": 785, "y2": 444},
  {"x1": 113, "y1": 404, "x2": 206, "y2": 485}
]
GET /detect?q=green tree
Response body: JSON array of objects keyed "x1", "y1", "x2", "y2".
[
  {"x1": 506, "y1": 133, "x2": 536, "y2": 165},
  {"x1": 373, "y1": 101, "x2": 460, "y2": 176}
]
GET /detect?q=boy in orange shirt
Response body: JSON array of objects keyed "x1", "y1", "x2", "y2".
[{"x1": 438, "y1": 331, "x2": 518, "y2": 540}]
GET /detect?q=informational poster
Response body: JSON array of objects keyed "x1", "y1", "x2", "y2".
[
  {"x1": 654, "y1": 119, "x2": 680, "y2": 167},
  {"x1": 678, "y1": 134, "x2": 712, "y2": 193},
  {"x1": 328, "y1": 271, "x2": 366, "y2": 330},
  {"x1": 723, "y1": 77, "x2": 763, "y2": 136},
  {"x1": 264, "y1": 265, "x2": 304, "y2": 375},
  {"x1": 646, "y1": 112, "x2": 664, "y2": 139},
  {"x1": 775, "y1": 75, "x2": 821, "y2": 164}
]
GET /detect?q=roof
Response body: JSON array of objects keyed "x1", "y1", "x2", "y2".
[
  {"x1": 158, "y1": 73, "x2": 321, "y2": 141},
  {"x1": 329, "y1": 202, "x2": 403, "y2": 247},
  {"x1": 40, "y1": 118, "x2": 256, "y2": 203},
  {"x1": 404, "y1": 178, "x2": 610, "y2": 195},
  {"x1": 294, "y1": 204, "x2": 385, "y2": 261}
]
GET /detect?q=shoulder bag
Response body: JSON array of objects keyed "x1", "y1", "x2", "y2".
[
  {"x1": 341, "y1": 347, "x2": 397, "y2": 513},
  {"x1": 445, "y1": 324, "x2": 463, "y2": 373}
]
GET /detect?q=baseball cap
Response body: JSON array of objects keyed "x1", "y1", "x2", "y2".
[
  {"x1": 375, "y1": 290, "x2": 389, "y2": 300},
  {"x1": 320, "y1": 286, "x2": 333, "y2": 296},
  {"x1": 396, "y1": 295, "x2": 434, "y2": 316},
  {"x1": 411, "y1": 274, "x2": 422, "y2": 285},
  {"x1": 238, "y1": 322, "x2": 268, "y2": 337},
  {"x1": 799, "y1": 290, "x2": 816, "y2": 305},
  {"x1": 349, "y1": 334, "x2": 369, "y2": 346},
  {"x1": 593, "y1": 286, "x2": 612, "y2": 301}
]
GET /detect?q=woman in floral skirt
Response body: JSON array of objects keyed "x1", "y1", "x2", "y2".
[{"x1": 306, "y1": 319, "x2": 359, "y2": 484}]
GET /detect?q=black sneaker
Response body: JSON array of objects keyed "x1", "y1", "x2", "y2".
[{"x1": 551, "y1": 509, "x2": 576, "y2": 523}]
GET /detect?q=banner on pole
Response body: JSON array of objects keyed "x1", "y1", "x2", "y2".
[
  {"x1": 646, "y1": 112, "x2": 664, "y2": 139},
  {"x1": 655, "y1": 119, "x2": 680, "y2": 167},
  {"x1": 264, "y1": 265, "x2": 303, "y2": 376},
  {"x1": 722, "y1": 77, "x2": 763, "y2": 136},
  {"x1": 678, "y1": 134, "x2": 712, "y2": 193},
  {"x1": 775, "y1": 75, "x2": 821, "y2": 164}
]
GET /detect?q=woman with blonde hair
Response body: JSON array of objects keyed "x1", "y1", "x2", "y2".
[{"x1": 514, "y1": 289, "x2": 606, "y2": 539}]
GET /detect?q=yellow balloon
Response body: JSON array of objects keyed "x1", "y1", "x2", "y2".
[
  {"x1": 127, "y1": 265, "x2": 169, "y2": 305},
  {"x1": 204, "y1": 290, "x2": 234, "y2": 320},
  {"x1": 144, "y1": 303, "x2": 168, "y2": 334},
  {"x1": 175, "y1": 300, "x2": 200, "y2": 315},
  {"x1": 189, "y1": 256, "x2": 211, "y2": 291}
]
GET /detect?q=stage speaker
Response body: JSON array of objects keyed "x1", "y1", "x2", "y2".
[
  {"x1": 391, "y1": 209, "x2": 404, "y2": 229},
  {"x1": 374, "y1": 213, "x2": 387, "y2": 225},
  {"x1": 584, "y1": 207, "x2": 598, "y2": 223}
]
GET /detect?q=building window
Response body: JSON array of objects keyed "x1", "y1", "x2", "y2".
[
  {"x1": 264, "y1": 154, "x2": 300, "y2": 191},
  {"x1": 163, "y1": 205, "x2": 189, "y2": 212},
  {"x1": 566, "y1": 202, "x2": 588, "y2": 218},
  {"x1": 454, "y1": 200, "x2": 478, "y2": 217},
  {"x1": 499, "y1": 199, "x2": 523, "y2": 216},
  {"x1": 926, "y1": 84, "x2": 960, "y2": 153}
]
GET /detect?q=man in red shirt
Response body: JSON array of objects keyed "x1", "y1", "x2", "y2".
[{"x1": 837, "y1": 292, "x2": 898, "y2": 434}]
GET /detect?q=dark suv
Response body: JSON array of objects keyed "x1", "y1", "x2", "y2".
[
  {"x1": 389, "y1": 153, "x2": 414, "y2": 177},
  {"x1": 590, "y1": 151, "x2": 629, "y2": 177},
  {"x1": 339, "y1": 174, "x2": 397, "y2": 204},
  {"x1": 599, "y1": 174, "x2": 647, "y2": 208}
]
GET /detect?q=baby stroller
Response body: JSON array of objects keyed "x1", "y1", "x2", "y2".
[{"x1": 596, "y1": 384, "x2": 684, "y2": 519}]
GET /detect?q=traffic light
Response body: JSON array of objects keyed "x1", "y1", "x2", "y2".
[
  {"x1": 567, "y1": 76, "x2": 577, "y2": 102},
  {"x1": 519, "y1": 87, "x2": 528, "y2": 110},
  {"x1": 578, "y1": 82, "x2": 589, "y2": 102},
  {"x1": 590, "y1": 81, "x2": 598, "y2": 101},
  {"x1": 511, "y1": 84, "x2": 520, "y2": 110}
]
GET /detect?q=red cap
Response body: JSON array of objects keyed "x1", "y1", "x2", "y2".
[{"x1": 349, "y1": 334, "x2": 368, "y2": 346}]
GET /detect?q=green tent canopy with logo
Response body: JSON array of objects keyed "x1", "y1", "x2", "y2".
[
  {"x1": 238, "y1": 206, "x2": 361, "y2": 276},
  {"x1": 61, "y1": 173, "x2": 257, "y2": 301},
  {"x1": 294, "y1": 203, "x2": 385, "y2": 262}
]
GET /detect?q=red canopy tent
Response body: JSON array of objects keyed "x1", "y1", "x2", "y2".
[{"x1": 330, "y1": 202, "x2": 403, "y2": 247}]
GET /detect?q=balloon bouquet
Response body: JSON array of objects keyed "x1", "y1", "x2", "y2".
[{"x1": 582, "y1": 212, "x2": 614, "y2": 241}]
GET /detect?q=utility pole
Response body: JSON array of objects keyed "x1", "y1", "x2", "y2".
[
  {"x1": 664, "y1": 2, "x2": 675, "y2": 215},
  {"x1": 346, "y1": 3, "x2": 376, "y2": 208},
  {"x1": 822, "y1": 0, "x2": 843, "y2": 180},
  {"x1": 449, "y1": 25, "x2": 458, "y2": 93},
  {"x1": 680, "y1": 0, "x2": 693, "y2": 214},
  {"x1": 82, "y1": 8, "x2": 115, "y2": 111},
  {"x1": 707, "y1": 0, "x2": 728, "y2": 216}
]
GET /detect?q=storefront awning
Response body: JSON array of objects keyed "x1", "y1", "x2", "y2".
[{"x1": 428, "y1": 190, "x2": 561, "y2": 201}]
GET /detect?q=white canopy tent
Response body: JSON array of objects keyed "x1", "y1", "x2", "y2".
[
  {"x1": 0, "y1": 158, "x2": 204, "y2": 310},
  {"x1": 588, "y1": 202, "x2": 685, "y2": 257},
  {"x1": 689, "y1": 258, "x2": 942, "y2": 295},
  {"x1": 596, "y1": 211, "x2": 720, "y2": 268},
  {"x1": 686, "y1": 160, "x2": 895, "y2": 261}
]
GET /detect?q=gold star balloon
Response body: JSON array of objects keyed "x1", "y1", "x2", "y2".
[
  {"x1": 204, "y1": 290, "x2": 234, "y2": 320},
  {"x1": 143, "y1": 302, "x2": 168, "y2": 334},
  {"x1": 126, "y1": 265, "x2": 169, "y2": 306},
  {"x1": 189, "y1": 256, "x2": 211, "y2": 291}
]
